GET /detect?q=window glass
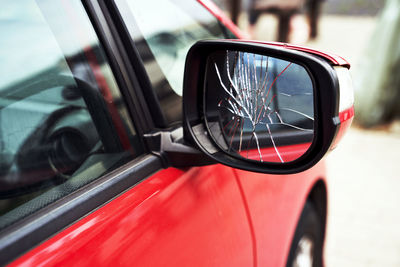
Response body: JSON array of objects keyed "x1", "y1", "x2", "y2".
[
  {"x1": 0, "y1": 0, "x2": 142, "y2": 229},
  {"x1": 116, "y1": 0, "x2": 236, "y2": 124}
]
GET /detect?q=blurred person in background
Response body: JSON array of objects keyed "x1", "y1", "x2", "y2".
[
  {"x1": 248, "y1": 0, "x2": 305, "y2": 42},
  {"x1": 307, "y1": 0, "x2": 324, "y2": 39},
  {"x1": 247, "y1": 0, "x2": 324, "y2": 42}
]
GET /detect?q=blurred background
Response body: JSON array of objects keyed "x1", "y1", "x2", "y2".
[{"x1": 213, "y1": 0, "x2": 400, "y2": 266}]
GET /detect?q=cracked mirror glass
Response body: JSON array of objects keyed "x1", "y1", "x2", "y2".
[{"x1": 205, "y1": 50, "x2": 314, "y2": 163}]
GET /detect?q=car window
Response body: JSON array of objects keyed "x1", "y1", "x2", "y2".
[
  {"x1": 115, "y1": 0, "x2": 236, "y2": 125},
  {"x1": 0, "y1": 0, "x2": 142, "y2": 229}
]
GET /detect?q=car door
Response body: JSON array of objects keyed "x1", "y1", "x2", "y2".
[
  {"x1": 0, "y1": 0, "x2": 254, "y2": 266},
  {"x1": 110, "y1": 1, "x2": 331, "y2": 266}
]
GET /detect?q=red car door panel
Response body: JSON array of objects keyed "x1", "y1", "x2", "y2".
[
  {"x1": 10, "y1": 165, "x2": 253, "y2": 266},
  {"x1": 235, "y1": 162, "x2": 327, "y2": 266}
]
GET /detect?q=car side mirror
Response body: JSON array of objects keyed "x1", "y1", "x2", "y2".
[{"x1": 183, "y1": 40, "x2": 354, "y2": 174}]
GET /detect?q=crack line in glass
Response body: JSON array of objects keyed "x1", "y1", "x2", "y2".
[{"x1": 214, "y1": 50, "x2": 313, "y2": 163}]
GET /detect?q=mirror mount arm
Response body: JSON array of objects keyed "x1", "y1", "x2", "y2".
[{"x1": 144, "y1": 127, "x2": 215, "y2": 168}]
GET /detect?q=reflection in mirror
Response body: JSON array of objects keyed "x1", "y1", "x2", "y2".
[{"x1": 205, "y1": 50, "x2": 314, "y2": 163}]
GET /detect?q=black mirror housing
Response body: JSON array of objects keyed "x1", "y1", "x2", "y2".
[{"x1": 183, "y1": 40, "x2": 353, "y2": 174}]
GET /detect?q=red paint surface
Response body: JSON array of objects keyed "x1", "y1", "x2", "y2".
[
  {"x1": 9, "y1": 163, "x2": 327, "y2": 267},
  {"x1": 9, "y1": 166, "x2": 254, "y2": 267},
  {"x1": 339, "y1": 105, "x2": 355, "y2": 123},
  {"x1": 240, "y1": 142, "x2": 311, "y2": 162},
  {"x1": 331, "y1": 106, "x2": 354, "y2": 149},
  {"x1": 234, "y1": 162, "x2": 327, "y2": 267}
]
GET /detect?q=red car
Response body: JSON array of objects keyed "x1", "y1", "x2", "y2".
[{"x1": 0, "y1": 0, "x2": 353, "y2": 266}]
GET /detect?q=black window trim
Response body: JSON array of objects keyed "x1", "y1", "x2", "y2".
[
  {"x1": 0, "y1": 0, "x2": 167, "y2": 263},
  {"x1": 101, "y1": 0, "x2": 169, "y2": 128},
  {"x1": 85, "y1": 0, "x2": 156, "y2": 136}
]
